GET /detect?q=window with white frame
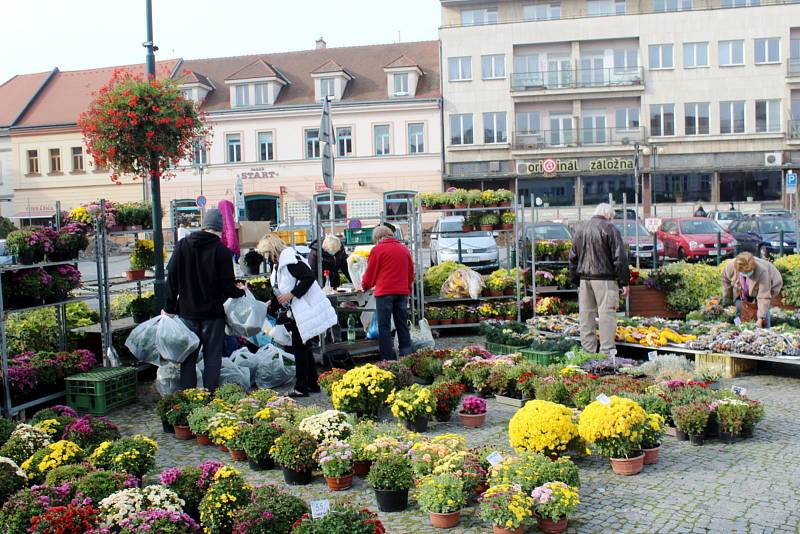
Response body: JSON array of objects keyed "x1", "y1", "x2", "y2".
[
  {"x1": 49, "y1": 148, "x2": 61, "y2": 173},
  {"x1": 336, "y1": 127, "x2": 352, "y2": 157},
  {"x1": 234, "y1": 85, "x2": 249, "y2": 107},
  {"x1": 587, "y1": 0, "x2": 626, "y2": 15},
  {"x1": 448, "y1": 57, "x2": 472, "y2": 81},
  {"x1": 483, "y1": 112, "x2": 507, "y2": 143},
  {"x1": 582, "y1": 111, "x2": 607, "y2": 144},
  {"x1": 754, "y1": 38, "x2": 780, "y2": 64},
  {"x1": 683, "y1": 42, "x2": 709, "y2": 68},
  {"x1": 653, "y1": 0, "x2": 692, "y2": 11},
  {"x1": 755, "y1": 99, "x2": 780, "y2": 132},
  {"x1": 719, "y1": 40, "x2": 745, "y2": 66},
  {"x1": 71, "y1": 147, "x2": 84, "y2": 171},
  {"x1": 650, "y1": 104, "x2": 675, "y2": 136},
  {"x1": 192, "y1": 139, "x2": 207, "y2": 164},
  {"x1": 516, "y1": 111, "x2": 541, "y2": 133},
  {"x1": 258, "y1": 131, "x2": 274, "y2": 161},
  {"x1": 481, "y1": 55, "x2": 506, "y2": 79},
  {"x1": 254, "y1": 83, "x2": 269, "y2": 105},
  {"x1": 181, "y1": 89, "x2": 193, "y2": 101},
  {"x1": 461, "y1": 7, "x2": 498, "y2": 25},
  {"x1": 320, "y1": 78, "x2": 335, "y2": 99},
  {"x1": 27, "y1": 150, "x2": 39, "y2": 174},
  {"x1": 615, "y1": 107, "x2": 640, "y2": 130},
  {"x1": 684, "y1": 102, "x2": 710, "y2": 135},
  {"x1": 720, "y1": 101, "x2": 745, "y2": 134},
  {"x1": 305, "y1": 129, "x2": 320, "y2": 159},
  {"x1": 523, "y1": 2, "x2": 561, "y2": 19},
  {"x1": 408, "y1": 123, "x2": 425, "y2": 154},
  {"x1": 721, "y1": 0, "x2": 759, "y2": 6},
  {"x1": 649, "y1": 44, "x2": 674, "y2": 69},
  {"x1": 374, "y1": 125, "x2": 391, "y2": 155},
  {"x1": 613, "y1": 49, "x2": 638, "y2": 74},
  {"x1": 393, "y1": 73, "x2": 409, "y2": 96},
  {"x1": 450, "y1": 114, "x2": 474, "y2": 145},
  {"x1": 226, "y1": 133, "x2": 242, "y2": 162}
]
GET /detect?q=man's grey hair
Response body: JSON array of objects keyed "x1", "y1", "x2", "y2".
[
  {"x1": 594, "y1": 203, "x2": 615, "y2": 220},
  {"x1": 372, "y1": 225, "x2": 394, "y2": 244}
]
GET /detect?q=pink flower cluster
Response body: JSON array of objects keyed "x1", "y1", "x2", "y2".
[
  {"x1": 196, "y1": 461, "x2": 223, "y2": 489},
  {"x1": 159, "y1": 467, "x2": 182, "y2": 485},
  {"x1": 461, "y1": 395, "x2": 487, "y2": 415}
]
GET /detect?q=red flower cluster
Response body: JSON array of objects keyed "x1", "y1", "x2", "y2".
[
  {"x1": 431, "y1": 380, "x2": 466, "y2": 413},
  {"x1": 29, "y1": 503, "x2": 100, "y2": 534}
]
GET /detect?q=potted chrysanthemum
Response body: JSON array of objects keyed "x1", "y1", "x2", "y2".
[
  {"x1": 479, "y1": 484, "x2": 533, "y2": 534},
  {"x1": 578, "y1": 396, "x2": 648, "y2": 475},
  {"x1": 531, "y1": 482, "x2": 581, "y2": 534}
]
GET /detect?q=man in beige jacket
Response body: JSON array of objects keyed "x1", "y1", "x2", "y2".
[{"x1": 721, "y1": 252, "x2": 783, "y2": 328}]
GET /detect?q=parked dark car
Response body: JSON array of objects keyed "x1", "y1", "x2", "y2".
[
  {"x1": 614, "y1": 208, "x2": 640, "y2": 221},
  {"x1": 727, "y1": 217, "x2": 797, "y2": 258}
]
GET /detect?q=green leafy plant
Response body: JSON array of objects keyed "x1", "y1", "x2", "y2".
[
  {"x1": 650, "y1": 262, "x2": 722, "y2": 314},
  {"x1": 466, "y1": 189, "x2": 483, "y2": 207},
  {"x1": 129, "y1": 239, "x2": 158, "y2": 271},
  {"x1": 127, "y1": 294, "x2": 155, "y2": 319},
  {"x1": 450, "y1": 188, "x2": 468, "y2": 206},
  {"x1": 417, "y1": 473, "x2": 465, "y2": 514},
  {"x1": 247, "y1": 277, "x2": 272, "y2": 302},
  {"x1": 479, "y1": 213, "x2": 500, "y2": 227},
  {"x1": 269, "y1": 428, "x2": 317, "y2": 471},
  {"x1": 672, "y1": 401, "x2": 710, "y2": 436},
  {"x1": 424, "y1": 307, "x2": 440, "y2": 321},
  {"x1": 501, "y1": 211, "x2": 515, "y2": 225},
  {"x1": 232, "y1": 485, "x2": 309, "y2": 534},
  {"x1": 187, "y1": 405, "x2": 216, "y2": 436},
  {"x1": 73, "y1": 470, "x2": 130, "y2": 504},
  {"x1": 0, "y1": 217, "x2": 16, "y2": 239},
  {"x1": 714, "y1": 399, "x2": 748, "y2": 434},
  {"x1": 367, "y1": 453, "x2": 414, "y2": 490},
  {"x1": 243, "y1": 421, "x2": 284, "y2": 462}
]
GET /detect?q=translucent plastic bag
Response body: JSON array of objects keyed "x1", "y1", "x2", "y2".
[
  {"x1": 366, "y1": 313, "x2": 380, "y2": 340},
  {"x1": 224, "y1": 289, "x2": 268, "y2": 337},
  {"x1": 347, "y1": 254, "x2": 369, "y2": 291},
  {"x1": 220, "y1": 358, "x2": 251, "y2": 389},
  {"x1": 125, "y1": 317, "x2": 161, "y2": 365},
  {"x1": 230, "y1": 347, "x2": 259, "y2": 372},
  {"x1": 155, "y1": 363, "x2": 181, "y2": 396},
  {"x1": 254, "y1": 345, "x2": 296, "y2": 389},
  {"x1": 155, "y1": 316, "x2": 200, "y2": 364},
  {"x1": 410, "y1": 319, "x2": 435, "y2": 351},
  {"x1": 441, "y1": 268, "x2": 484, "y2": 299}
]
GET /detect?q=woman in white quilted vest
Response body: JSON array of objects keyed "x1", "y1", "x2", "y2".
[{"x1": 257, "y1": 233, "x2": 338, "y2": 397}]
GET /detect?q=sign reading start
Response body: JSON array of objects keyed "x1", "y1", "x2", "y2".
[
  {"x1": 518, "y1": 157, "x2": 634, "y2": 176},
  {"x1": 238, "y1": 167, "x2": 278, "y2": 180}
]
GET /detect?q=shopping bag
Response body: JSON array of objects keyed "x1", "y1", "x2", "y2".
[
  {"x1": 155, "y1": 316, "x2": 200, "y2": 363},
  {"x1": 740, "y1": 300, "x2": 758, "y2": 323},
  {"x1": 124, "y1": 317, "x2": 161, "y2": 365},
  {"x1": 409, "y1": 319, "x2": 435, "y2": 351},
  {"x1": 347, "y1": 254, "x2": 369, "y2": 291},
  {"x1": 224, "y1": 289, "x2": 268, "y2": 337},
  {"x1": 220, "y1": 358, "x2": 251, "y2": 389},
  {"x1": 366, "y1": 313, "x2": 380, "y2": 340},
  {"x1": 254, "y1": 345, "x2": 296, "y2": 389},
  {"x1": 155, "y1": 363, "x2": 181, "y2": 396}
]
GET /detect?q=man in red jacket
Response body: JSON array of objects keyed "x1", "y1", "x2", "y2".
[{"x1": 361, "y1": 225, "x2": 414, "y2": 360}]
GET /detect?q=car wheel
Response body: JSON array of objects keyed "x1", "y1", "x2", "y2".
[
  {"x1": 759, "y1": 245, "x2": 769, "y2": 259},
  {"x1": 677, "y1": 248, "x2": 686, "y2": 261}
]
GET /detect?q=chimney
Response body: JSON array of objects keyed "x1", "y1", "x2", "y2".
[{"x1": 316, "y1": 37, "x2": 326, "y2": 50}]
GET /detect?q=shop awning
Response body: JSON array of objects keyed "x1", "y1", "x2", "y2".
[{"x1": 9, "y1": 210, "x2": 56, "y2": 219}]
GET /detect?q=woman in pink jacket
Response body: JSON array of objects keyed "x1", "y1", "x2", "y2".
[{"x1": 217, "y1": 200, "x2": 240, "y2": 261}]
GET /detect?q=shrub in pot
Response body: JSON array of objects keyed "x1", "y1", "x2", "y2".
[
  {"x1": 388, "y1": 384, "x2": 436, "y2": 432},
  {"x1": 317, "y1": 368, "x2": 347, "y2": 397},
  {"x1": 226, "y1": 422, "x2": 250, "y2": 461},
  {"x1": 231, "y1": 484, "x2": 309, "y2": 533},
  {"x1": 431, "y1": 380, "x2": 465, "y2": 422},
  {"x1": 166, "y1": 399, "x2": 194, "y2": 440},
  {"x1": 329, "y1": 364, "x2": 396, "y2": 419},
  {"x1": 531, "y1": 482, "x2": 581, "y2": 534},
  {"x1": 640, "y1": 413, "x2": 666, "y2": 464},
  {"x1": 367, "y1": 453, "x2": 414, "y2": 512},
  {"x1": 187, "y1": 405, "x2": 215, "y2": 445},
  {"x1": 270, "y1": 428, "x2": 317, "y2": 485},
  {"x1": 578, "y1": 396, "x2": 648, "y2": 475},
  {"x1": 459, "y1": 395, "x2": 487, "y2": 428},
  {"x1": 243, "y1": 421, "x2": 283, "y2": 470},
  {"x1": 479, "y1": 484, "x2": 533, "y2": 534},
  {"x1": 88, "y1": 435, "x2": 158, "y2": 479},
  {"x1": 500, "y1": 211, "x2": 515, "y2": 229},
  {"x1": 508, "y1": 399, "x2": 579, "y2": 458},
  {"x1": 21, "y1": 440, "x2": 85, "y2": 484},
  {"x1": 347, "y1": 420, "x2": 380, "y2": 476},
  {"x1": 291, "y1": 504, "x2": 386, "y2": 534},
  {"x1": 198, "y1": 466, "x2": 251, "y2": 534},
  {"x1": 127, "y1": 295, "x2": 155, "y2": 324},
  {"x1": 479, "y1": 213, "x2": 500, "y2": 231},
  {"x1": 315, "y1": 439, "x2": 354, "y2": 491},
  {"x1": 376, "y1": 360, "x2": 415, "y2": 388},
  {"x1": 418, "y1": 472, "x2": 465, "y2": 528},
  {"x1": 672, "y1": 401, "x2": 710, "y2": 446},
  {"x1": 61, "y1": 415, "x2": 121, "y2": 452},
  {"x1": 0, "y1": 458, "x2": 26, "y2": 504},
  {"x1": 714, "y1": 398, "x2": 748, "y2": 442},
  {"x1": 742, "y1": 398, "x2": 764, "y2": 437},
  {"x1": 74, "y1": 470, "x2": 132, "y2": 506},
  {"x1": 156, "y1": 392, "x2": 184, "y2": 434},
  {"x1": 159, "y1": 466, "x2": 206, "y2": 519},
  {"x1": 424, "y1": 306, "x2": 440, "y2": 326}
]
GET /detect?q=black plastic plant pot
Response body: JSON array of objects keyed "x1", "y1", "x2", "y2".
[
  {"x1": 162, "y1": 419, "x2": 175, "y2": 434},
  {"x1": 689, "y1": 434, "x2": 705, "y2": 446},
  {"x1": 282, "y1": 467, "x2": 313, "y2": 485},
  {"x1": 249, "y1": 457, "x2": 275, "y2": 471},
  {"x1": 375, "y1": 489, "x2": 409, "y2": 513}
]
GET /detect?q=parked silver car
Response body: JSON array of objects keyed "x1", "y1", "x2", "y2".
[
  {"x1": 706, "y1": 210, "x2": 742, "y2": 230},
  {"x1": 430, "y1": 216, "x2": 499, "y2": 272}
]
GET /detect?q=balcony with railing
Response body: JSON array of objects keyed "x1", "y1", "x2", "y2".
[
  {"x1": 789, "y1": 58, "x2": 800, "y2": 78},
  {"x1": 513, "y1": 127, "x2": 646, "y2": 151},
  {"x1": 789, "y1": 120, "x2": 800, "y2": 142},
  {"x1": 511, "y1": 67, "x2": 645, "y2": 96}
]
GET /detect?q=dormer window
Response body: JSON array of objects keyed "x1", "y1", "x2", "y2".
[
  {"x1": 393, "y1": 73, "x2": 409, "y2": 96},
  {"x1": 254, "y1": 83, "x2": 269, "y2": 105},
  {"x1": 179, "y1": 70, "x2": 214, "y2": 104},
  {"x1": 383, "y1": 55, "x2": 423, "y2": 99},
  {"x1": 311, "y1": 60, "x2": 352, "y2": 101},
  {"x1": 321, "y1": 78, "x2": 336, "y2": 99},
  {"x1": 225, "y1": 59, "x2": 289, "y2": 108},
  {"x1": 235, "y1": 85, "x2": 249, "y2": 107}
]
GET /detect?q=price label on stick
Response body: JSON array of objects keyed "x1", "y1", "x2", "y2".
[
  {"x1": 596, "y1": 393, "x2": 611, "y2": 405},
  {"x1": 486, "y1": 451, "x2": 504, "y2": 466},
  {"x1": 731, "y1": 386, "x2": 747, "y2": 396},
  {"x1": 310, "y1": 500, "x2": 330, "y2": 519},
  {"x1": 565, "y1": 351, "x2": 575, "y2": 360},
  {"x1": 648, "y1": 351, "x2": 658, "y2": 361}
]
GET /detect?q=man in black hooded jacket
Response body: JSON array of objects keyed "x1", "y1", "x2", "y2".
[{"x1": 164, "y1": 209, "x2": 244, "y2": 391}]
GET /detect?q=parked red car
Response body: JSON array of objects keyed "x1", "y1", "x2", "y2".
[{"x1": 657, "y1": 217, "x2": 737, "y2": 261}]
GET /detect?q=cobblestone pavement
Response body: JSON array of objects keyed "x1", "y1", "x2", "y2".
[{"x1": 110, "y1": 338, "x2": 800, "y2": 534}]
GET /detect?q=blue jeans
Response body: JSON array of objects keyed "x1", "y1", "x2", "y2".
[
  {"x1": 735, "y1": 299, "x2": 771, "y2": 327},
  {"x1": 375, "y1": 295, "x2": 412, "y2": 360}
]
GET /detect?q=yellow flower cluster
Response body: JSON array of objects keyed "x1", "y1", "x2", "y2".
[
  {"x1": 89, "y1": 440, "x2": 113, "y2": 465},
  {"x1": 34, "y1": 419, "x2": 61, "y2": 436},
  {"x1": 210, "y1": 424, "x2": 238, "y2": 446},
  {"x1": 68, "y1": 206, "x2": 92, "y2": 224},
  {"x1": 22, "y1": 440, "x2": 83, "y2": 474},
  {"x1": 482, "y1": 484, "x2": 534, "y2": 528},
  {"x1": 184, "y1": 388, "x2": 210, "y2": 403},
  {"x1": 616, "y1": 325, "x2": 696, "y2": 347},
  {"x1": 431, "y1": 433, "x2": 466, "y2": 450},
  {"x1": 330, "y1": 364, "x2": 395, "y2": 412},
  {"x1": 133, "y1": 435, "x2": 159, "y2": 452},
  {"x1": 114, "y1": 448, "x2": 140, "y2": 464},
  {"x1": 388, "y1": 384, "x2": 435, "y2": 420},
  {"x1": 214, "y1": 466, "x2": 241, "y2": 480},
  {"x1": 508, "y1": 400, "x2": 579, "y2": 455},
  {"x1": 254, "y1": 407, "x2": 272, "y2": 421},
  {"x1": 559, "y1": 366, "x2": 585, "y2": 377},
  {"x1": 578, "y1": 396, "x2": 647, "y2": 452}
]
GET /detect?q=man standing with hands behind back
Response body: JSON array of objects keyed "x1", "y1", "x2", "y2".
[{"x1": 568, "y1": 203, "x2": 630, "y2": 355}]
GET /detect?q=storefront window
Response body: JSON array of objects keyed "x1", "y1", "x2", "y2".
[
  {"x1": 519, "y1": 177, "x2": 575, "y2": 207},
  {"x1": 582, "y1": 174, "x2": 638, "y2": 205},
  {"x1": 653, "y1": 173, "x2": 711, "y2": 203},
  {"x1": 720, "y1": 171, "x2": 781, "y2": 202}
]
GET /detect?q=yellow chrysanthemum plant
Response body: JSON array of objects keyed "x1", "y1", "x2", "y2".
[
  {"x1": 330, "y1": 364, "x2": 396, "y2": 418},
  {"x1": 479, "y1": 483, "x2": 534, "y2": 530},
  {"x1": 388, "y1": 384, "x2": 436, "y2": 424},
  {"x1": 508, "y1": 400, "x2": 580, "y2": 457},
  {"x1": 578, "y1": 396, "x2": 648, "y2": 459},
  {"x1": 21, "y1": 440, "x2": 84, "y2": 484}
]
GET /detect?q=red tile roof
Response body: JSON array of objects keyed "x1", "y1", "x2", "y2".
[
  {"x1": 181, "y1": 70, "x2": 214, "y2": 88},
  {"x1": 0, "y1": 71, "x2": 53, "y2": 128},
  {"x1": 311, "y1": 59, "x2": 346, "y2": 75},
  {"x1": 384, "y1": 54, "x2": 420, "y2": 69},
  {"x1": 225, "y1": 59, "x2": 282, "y2": 81}
]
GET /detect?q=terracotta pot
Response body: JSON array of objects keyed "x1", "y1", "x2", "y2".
[
  {"x1": 503, "y1": 287, "x2": 515, "y2": 295},
  {"x1": 219, "y1": 444, "x2": 229, "y2": 453},
  {"x1": 229, "y1": 449, "x2": 247, "y2": 461},
  {"x1": 173, "y1": 425, "x2": 193, "y2": 440},
  {"x1": 428, "y1": 319, "x2": 440, "y2": 326},
  {"x1": 480, "y1": 225, "x2": 495, "y2": 231},
  {"x1": 453, "y1": 318, "x2": 466, "y2": 324},
  {"x1": 126, "y1": 269, "x2": 146, "y2": 281},
  {"x1": 458, "y1": 411, "x2": 486, "y2": 428},
  {"x1": 493, "y1": 525, "x2": 525, "y2": 534},
  {"x1": 628, "y1": 285, "x2": 683, "y2": 319},
  {"x1": 535, "y1": 513, "x2": 569, "y2": 534},
  {"x1": 353, "y1": 460, "x2": 372, "y2": 477},
  {"x1": 609, "y1": 453, "x2": 645, "y2": 476},
  {"x1": 489, "y1": 289, "x2": 504, "y2": 297},
  {"x1": 642, "y1": 445, "x2": 661, "y2": 465},
  {"x1": 501, "y1": 223, "x2": 513, "y2": 230},
  {"x1": 375, "y1": 489, "x2": 408, "y2": 512},
  {"x1": 474, "y1": 482, "x2": 488, "y2": 497},
  {"x1": 499, "y1": 201, "x2": 512, "y2": 207},
  {"x1": 462, "y1": 225, "x2": 474, "y2": 232},
  {"x1": 325, "y1": 472, "x2": 354, "y2": 491},
  {"x1": 484, "y1": 203, "x2": 498, "y2": 208},
  {"x1": 196, "y1": 434, "x2": 212, "y2": 446},
  {"x1": 439, "y1": 319, "x2": 453, "y2": 326},
  {"x1": 453, "y1": 203, "x2": 466, "y2": 209},
  {"x1": 429, "y1": 511, "x2": 461, "y2": 529}
]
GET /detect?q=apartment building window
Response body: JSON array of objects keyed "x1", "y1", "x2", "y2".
[
  {"x1": 27, "y1": 150, "x2": 39, "y2": 174},
  {"x1": 721, "y1": 0, "x2": 759, "y2": 6},
  {"x1": 650, "y1": 104, "x2": 675, "y2": 136},
  {"x1": 305, "y1": 129, "x2": 320, "y2": 159},
  {"x1": 226, "y1": 134, "x2": 242, "y2": 162},
  {"x1": 374, "y1": 125, "x2": 391, "y2": 155},
  {"x1": 720, "y1": 101, "x2": 745, "y2": 133},
  {"x1": 683, "y1": 42, "x2": 709, "y2": 68},
  {"x1": 192, "y1": 139, "x2": 207, "y2": 164},
  {"x1": 755, "y1": 99, "x2": 780, "y2": 133},
  {"x1": 754, "y1": 38, "x2": 780, "y2": 64},
  {"x1": 549, "y1": 114, "x2": 574, "y2": 145},
  {"x1": 336, "y1": 127, "x2": 352, "y2": 157},
  {"x1": 49, "y1": 149, "x2": 61, "y2": 173},
  {"x1": 461, "y1": 7, "x2": 497, "y2": 25},
  {"x1": 408, "y1": 123, "x2": 425, "y2": 154},
  {"x1": 448, "y1": 57, "x2": 472, "y2": 81},
  {"x1": 257, "y1": 132, "x2": 274, "y2": 161},
  {"x1": 481, "y1": 55, "x2": 506, "y2": 79},
  {"x1": 615, "y1": 107, "x2": 640, "y2": 130},
  {"x1": 523, "y1": 2, "x2": 561, "y2": 20},
  {"x1": 483, "y1": 112, "x2": 507, "y2": 143},
  {"x1": 582, "y1": 112, "x2": 607, "y2": 144},
  {"x1": 393, "y1": 73, "x2": 409, "y2": 96},
  {"x1": 653, "y1": 0, "x2": 692, "y2": 11},
  {"x1": 254, "y1": 83, "x2": 268, "y2": 105},
  {"x1": 321, "y1": 78, "x2": 335, "y2": 99},
  {"x1": 649, "y1": 44, "x2": 674, "y2": 69},
  {"x1": 684, "y1": 102, "x2": 710, "y2": 135},
  {"x1": 234, "y1": 85, "x2": 249, "y2": 107},
  {"x1": 719, "y1": 40, "x2": 744, "y2": 66},
  {"x1": 450, "y1": 114, "x2": 474, "y2": 145},
  {"x1": 516, "y1": 111, "x2": 541, "y2": 133},
  {"x1": 71, "y1": 147, "x2": 84, "y2": 171},
  {"x1": 613, "y1": 49, "x2": 638, "y2": 74},
  {"x1": 587, "y1": 0, "x2": 626, "y2": 15}
]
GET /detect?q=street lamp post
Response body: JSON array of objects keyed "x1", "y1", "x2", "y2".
[{"x1": 633, "y1": 142, "x2": 641, "y2": 270}]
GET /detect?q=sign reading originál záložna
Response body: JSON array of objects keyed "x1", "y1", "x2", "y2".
[{"x1": 517, "y1": 157, "x2": 634, "y2": 176}]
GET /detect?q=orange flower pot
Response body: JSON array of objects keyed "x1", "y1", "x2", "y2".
[
  {"x1": 229, "y1": 449, "x2": 247, "y2": 461},
  {"x1": 493, "y1": 525, "x2": 525, "y2": 534},
  {"x1": 325, "y1": 473, "x2": 354, "y2": 491},
  {"x1": 429, "y1": 511, "x2": 461, "y2": 529},
  {"x1": 353, "y1": 461, "x2": 372, "y2": 477},
  {"x1": 642, "y1": 445, "x2": 661, "y2": 465},
  {"x1": 458, "y1": 411, "x2": 486, "y2": 428},
  {"x1": 609, "y1": 453, "x2": 645, "y2": 475},
  {"x1": 173, "y1": 425, "x2": 193, "y2": 440},
  {"x1": 535, "y1": 513, "x2": 568, "y2": 534},
  {"x1": 196, "y1": 434, "x2": 212, "y2": 446}
]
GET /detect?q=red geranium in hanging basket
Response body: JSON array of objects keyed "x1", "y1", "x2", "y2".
[{"x1": 78, "y1": 69, "x2": 208, "y2": 184}]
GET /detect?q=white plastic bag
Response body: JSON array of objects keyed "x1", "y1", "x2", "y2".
[
  {"x1": 440, "y1": 268, "x2": 484, "y2": 299},
  {"x1": 155, "y1": 363, "x2": 181, "y2": 396},
  {"x1": 347, "y1": 254, "x2": 369, "y2": 291},
  {"x1": 410, "y1": 319, "x2": 435, "y2": 351},
  {"x1": 230, "y1": 347, "x2": 260, "y2": 372},
  {"x1": 155, "y1": 316, "x2": 200, "y2": 363},
  {"x1": 224, "y1": 289, "x2": 268, "y2": 337},
  {"x1": 220, "y1": 358, "x2": 251, "y2": 389},
  {"x1": 254, "y1": 345, "x2": 296, "y2": 389},
  {"x1": 125, "y1": 317, "x2": 161, "y2": 365}
]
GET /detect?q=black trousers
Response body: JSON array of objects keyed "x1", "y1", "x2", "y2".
[
  {"x1": 288, "y1": 321, "x2": 318, "y2": 393},
  {"x1": 375, "y1": 295, "x2": 412, "y2": 361},
  {"x1": 180, "y1": 318, "x2": 225, "y2": 392}
]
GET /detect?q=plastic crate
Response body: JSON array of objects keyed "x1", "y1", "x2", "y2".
[
  {"x1": 66, "y1": 368, "x2": 137, "y2": 415},
  {"x1": 520, "y1": 348, "x2": 561, "y2": 365},
  {"x1": 275, "y1": 229, "x2": 308, "y2": 245},
  {"x1": 345, "y1": 227, "x2": 375, "y2": 245},
  {"x1": 486, "y1": 342, "x2": 527, "y2": 355},
  {"x1": 695, "y1": 353, "x2": 756, "y2": 379}
]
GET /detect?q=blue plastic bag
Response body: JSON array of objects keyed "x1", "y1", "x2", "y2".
[{"x1": 366, "y1": 313, "x2": 380, "y2": 340}]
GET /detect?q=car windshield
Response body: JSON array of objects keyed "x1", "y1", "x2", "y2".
[
  {"x1": 438, "y1": 220, "x2": 491, "y2": 237},
  {"x1": 718, "y1": 212, "x2": 741, "y2": 221},
  {"x1": 758, "y1": 219, "x2": 797, "y2": 233},
  {"x1": 613, "y1": 222, "x2": 650, "y2": 237},
  {"x1": 529, "y1": 225, "x2": 571, "y2": 240},
  {"x1": 680, "y1": 220, "x2": 722, "y2": 234}
]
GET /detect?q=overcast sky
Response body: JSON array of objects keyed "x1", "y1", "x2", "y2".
[{"x1": 0, "y1": 0, "x2": 441, "y2": 83}]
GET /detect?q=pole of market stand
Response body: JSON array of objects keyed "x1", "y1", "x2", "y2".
[
  {"x1": 633, "y1": 142, "x2": 641, "y2": 271},
  {"x1": 144, "y1": 0, "x2": 166, "y2": 309}
]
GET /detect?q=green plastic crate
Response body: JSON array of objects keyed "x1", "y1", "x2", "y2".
[
  {"x1": 486, "y1": 342, "x2": 528, "y2": 355},
  {"x1": 345, "y1": 227, "x2": 375, "y2": 245},
  {"x1": 66, "y1": 368, "x2": 136, "y2": 416},
  {"x1": 520, "y1": 348, "x2": 561, "y2": 365}
]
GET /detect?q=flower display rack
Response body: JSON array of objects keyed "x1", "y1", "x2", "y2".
[
  {"x1": 66, "y1": 367, "x2": 137, "y2": 416},
  {"x1": 695, "y1": 353, "x2": 757, "y2": 379}
]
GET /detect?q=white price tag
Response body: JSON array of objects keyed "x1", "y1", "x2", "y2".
[
  {"x1": 486, "y1": 451, "x2": 504, "y2": 466},
  {"x1": 596, "y1": 394, "x2": 611, "y2": 405},
  {"x1": 731, "y1": 386, "x2": 747, "y2": 396},
  {"x1": 565, "y1": 351, "x2": 575, "y2": 360},
  {"x1": 648, "y1": 351, "x2": 658, "y2": 361},
  {"x1": 310, "y1": 500, "x2": 330, "y2": 519},
  {"x1": 734, "y1": 317, "x2": 742, "y2": 326}
]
